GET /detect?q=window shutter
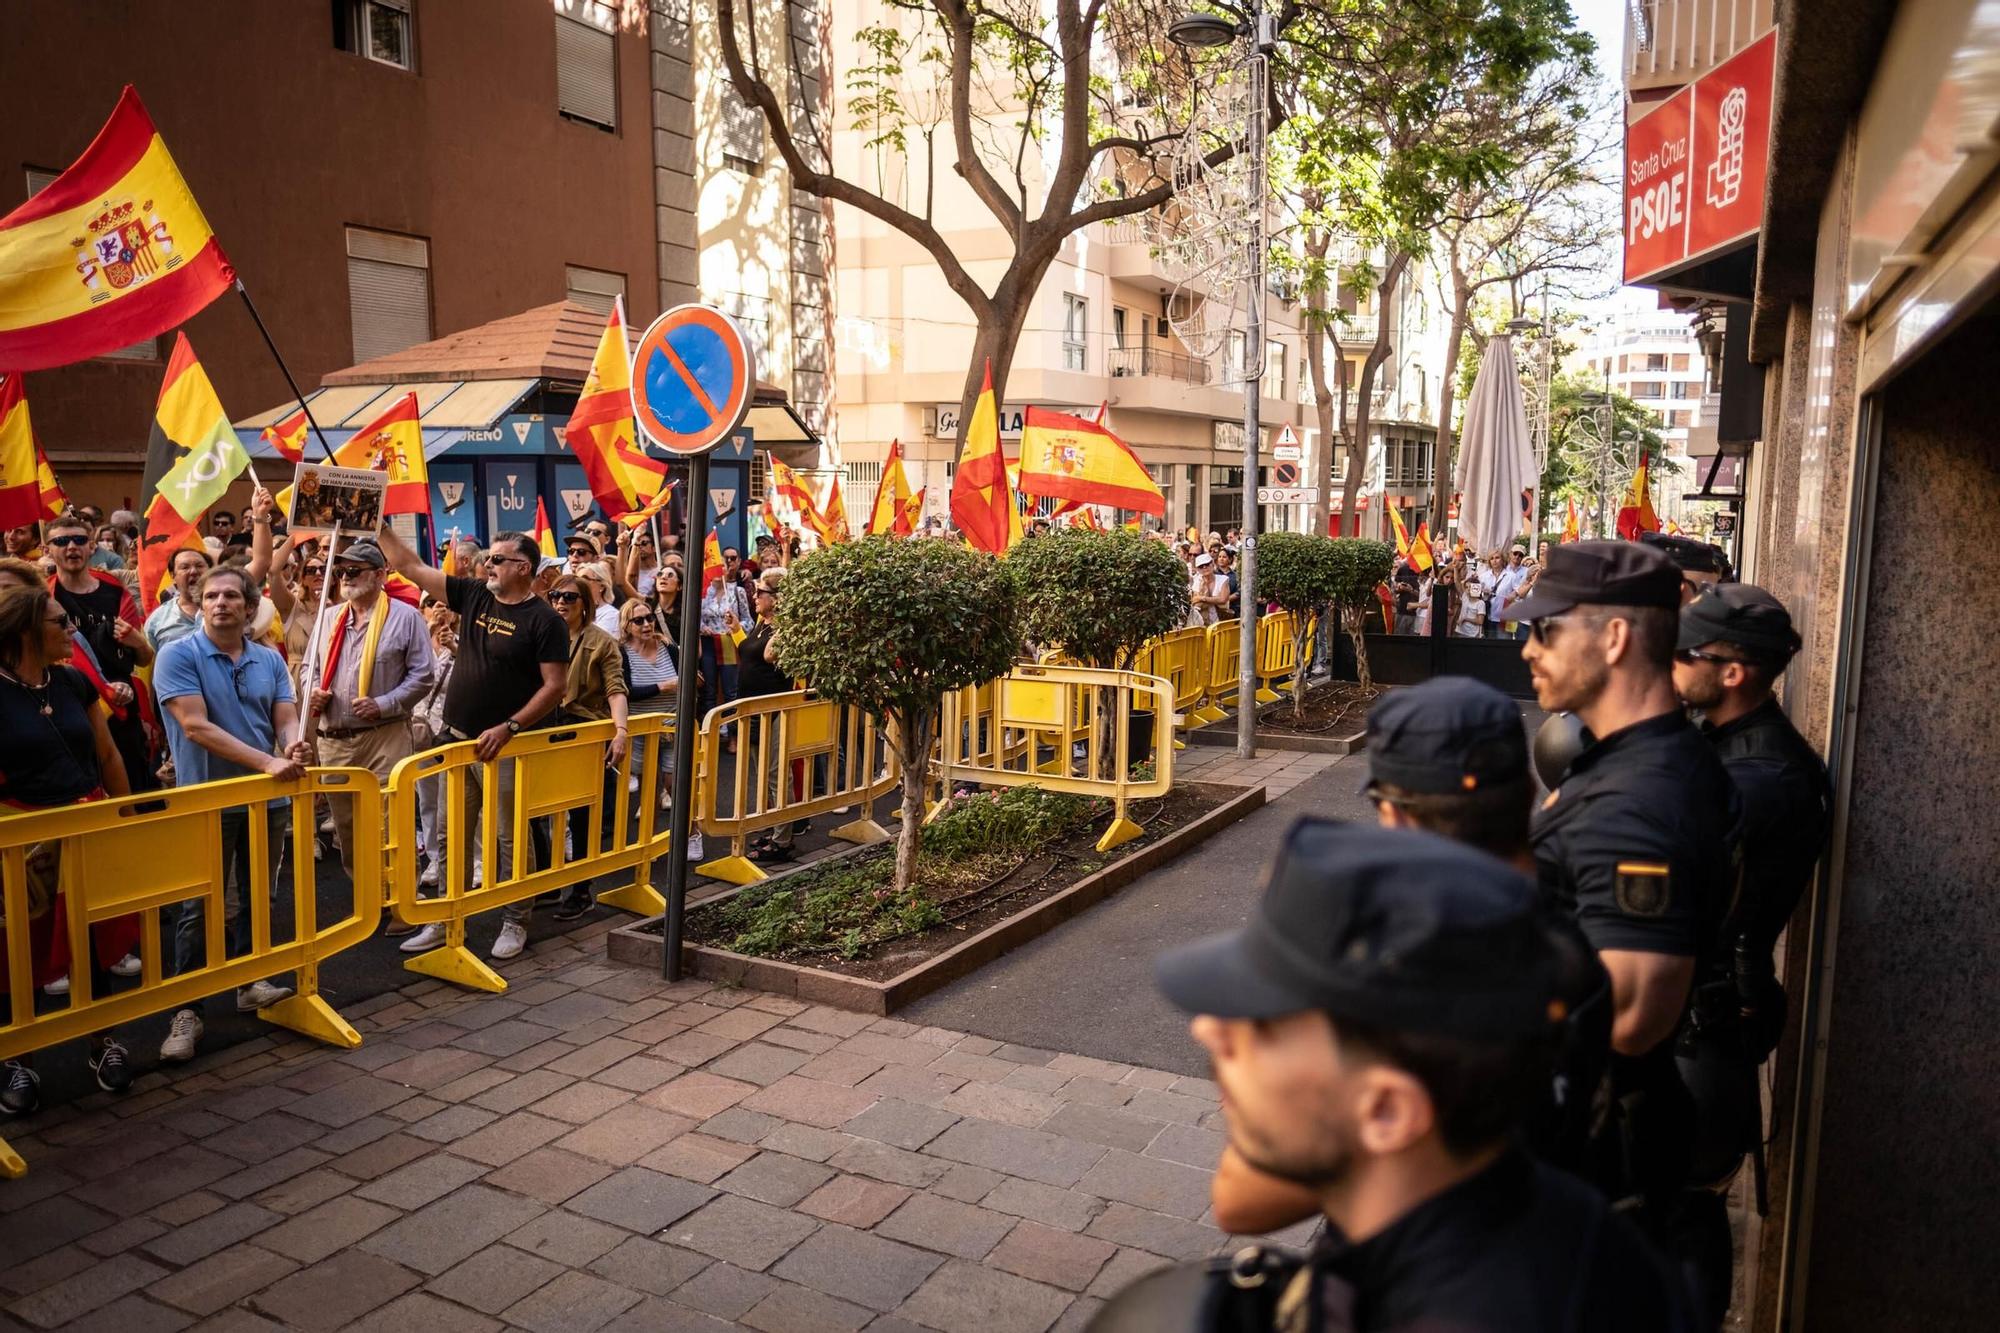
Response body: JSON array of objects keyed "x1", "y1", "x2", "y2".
[
  {"x1": 719, "y1": 94, "x2": 766, "y2": 165},
  {"x1": 556, "y1": 11, "x2": 617, "y2": 130},
  {"x1": 346, "y1": 229, "x2": 431, "y2": 363},
  {"x1": 565, "y1": 265, "x2": 625, "y2": 315}
]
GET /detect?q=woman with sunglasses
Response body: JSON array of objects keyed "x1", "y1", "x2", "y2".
[
  {"x1": 617, "y1": 526, "x2": 662, "y2": 601},
  {"x1": 619, "y1": 598, "x2": 692, "y2": 825},
  {"x1": 0, "y1": 585, "x2": 137, "y2": 1116},
  {"x1": 545, "y1": 575, "x2": 630, "y2": 919}
]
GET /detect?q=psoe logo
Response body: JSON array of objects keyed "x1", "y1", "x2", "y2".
[{"x1": 1706, "y1": 87, "x2": 1747, "y2": 210}]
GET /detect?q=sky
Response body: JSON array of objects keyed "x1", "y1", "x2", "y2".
[{"x1": 1569, "y1": 0, "x2": 1659, "y2": 319}]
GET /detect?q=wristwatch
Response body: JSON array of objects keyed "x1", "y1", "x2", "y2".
[{"x1": 505, "y1": 719, "x2": 523, "y2": 734}]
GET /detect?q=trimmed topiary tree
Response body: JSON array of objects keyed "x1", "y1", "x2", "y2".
[
  {"x1": 1328, "y1": 538, "x2": 1398, "y2": 691},
  {"x1": 1250, "y1": 530, "x2": 1343, "y2": 720},
  {"x1": 772, "y1": 535, "x2": 1022, "y2": 893},
  {"x1": 1006, "y1": 528, "x2": 1190, "y2": 669}
]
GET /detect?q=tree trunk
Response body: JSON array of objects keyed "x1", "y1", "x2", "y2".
[
  {"x1": 1302, "y1": 222, "x2": 1338, "y2": 539},
  {"x1": 893, "y1": 709, "x2": 934, "y2": 894},
  {"x1": 1338, "y1": 251, "x2": 1411, "y2": 540},
  {"x1": 1290, "y1": 619, "x2": 1314, "y2": 720},
  {"x1": 1341, "y1": 603, "x2": 1374, "y2": 692},
  {"x1": 949, "y1": 262, "x2": 1053, "y2": 462},
  {"x1": 1431, "y1": 278, "x2": 1472, "y2": 524}
]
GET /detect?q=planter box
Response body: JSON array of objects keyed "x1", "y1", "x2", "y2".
[
  {"x1": 1184, "y1": 723, "x2": 1365, "y2": 756},
  {"x1": 606, "y1": 781, "x2": 1266, "y2": 1014}
]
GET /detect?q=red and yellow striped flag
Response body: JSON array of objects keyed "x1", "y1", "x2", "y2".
[
  {"x1": 701, "y1": 528, "x2": 725, "y2": 592},
  {"x1": 261, "y1": 407, "x2": 308, "y2": 464},
  {"x1": 948, "y1": 362, "x2": 1022, "y2": 553},
  {"x1": 768, "y1": 454, "x2": 824, "y2": 533},
  {"x1": 532, "y1": 497, "x2": 557, "y2": 560},
  {"x1": 565, "y1": 296, "x2": 668, "y2": 518},
  {"x1": 336, "y1": 392, "x2": 429, "y2": 515},
  {"x1": 818, "y1": 474, "x2": 851, "y2": 544},
  {"x1": 866, "y1": 439, "x2": 916, "y2": 537},
  {"x1": 0, "y1": 374, "x2": 47, "y2": 527},
  {"x1": 0, "y1": 87, "x2": 234, "y2": 372}
]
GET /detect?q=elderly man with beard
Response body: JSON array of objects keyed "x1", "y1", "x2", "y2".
[
  {"x1": 1093, "y1": 821, "x2": 1693, "y2": 1332},
  {"x1": 302, "y1": 538, "x2": 433, "y2": 933}
]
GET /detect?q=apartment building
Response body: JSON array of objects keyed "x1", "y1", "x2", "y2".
[{"x1": 1576, "y1": 309, "x2": 1709, "y2": 445}]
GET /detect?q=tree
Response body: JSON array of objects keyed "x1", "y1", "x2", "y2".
[
  {"x1": 713, "y1": 0, "x2": 1310, "y2": 453},
  {"x1": 1249, "y1": 530, "x2": 1342, "y2": 718},
  {"x1": 772, "y1": 535, "x2": 1021, "y2": 892},
  {"x1": 1007, "y1": 529, "x2": 1188, "y2": 671},
  {"x1": 1425, "y1": 62, "x2": 1616, "y2": 521},
  {"x1": 1277, "y1": 0, "x2": 1594, "y2": 538},
  {"x1": 1326, "y1": 537, "x2": 1396, "y2": 691},
  {"x1": 1543, "y1": 375, "x2": 1673, "y2": 537}
]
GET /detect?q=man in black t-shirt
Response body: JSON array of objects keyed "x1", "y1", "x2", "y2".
[
  {"x1": 47, "y1": 514, "x2": 157, "y2": 790},
  {"x1": 380, "y1": 527, "x2": 565, "y2": 963}
]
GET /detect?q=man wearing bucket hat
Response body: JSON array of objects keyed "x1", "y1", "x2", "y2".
[
  {"x1": 1510, "y1": 539, "x2": 1742, "y2": 1324},
  {"x1": 1090, "y1": 820, "x2": 1692, "y2": 1332}
]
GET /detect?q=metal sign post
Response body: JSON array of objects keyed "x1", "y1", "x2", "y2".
[{"x1": 629, "y1": 304, "x2": 757, "y2": 982}]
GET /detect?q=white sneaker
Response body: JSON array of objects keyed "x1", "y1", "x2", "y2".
[
  {"x1": 491, "y1": 921, "x2": 527, "y2": 960},
  {"x1": 41, "y1": 975, "x2": 69, "y2": 996},
  {"x1": 110, "y1": 953, "x2": 142, "y2": 977},
  {"x1": 160, "y1": 1008, "x2": 203, "y2": 1062},
  {"x1": 236, "y1": 980, "x2": 294, "y2": 1012},
  {"x1": 400, "y1": 923, "x2": 446, "y2": 953},
  {"x1": 628, "y1": 774, "x2": 640, "y2": 794}
]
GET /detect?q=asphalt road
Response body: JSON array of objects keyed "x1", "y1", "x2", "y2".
[{"x1": 902, "y1": 700, "x2": 1552, "y2": 1077}]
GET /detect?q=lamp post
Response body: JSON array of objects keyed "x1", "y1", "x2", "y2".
[{"x1": 1172, "y1": 0, "x2": 1274, "y2": 760}]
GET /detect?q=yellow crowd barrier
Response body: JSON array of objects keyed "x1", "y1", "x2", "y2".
[
  {"x1": 937, "y1": 663, "x2": 1173, "y2": 853},
  {"x1": 1254, "y1": 610, "x2": 1311, "y2": 704},
  {"x1": 694, "y1": 690, "x2": 900, "y2": 886},
  {"x1": 1201, "y1": 618, "x2": 1242, "y2": 719},
  {"x1": 384, "y1": 715, "x2": 677, "y2": 994},
  {"x1": 1132, "y1": 627, "x2": 1211, "y2": 747},
  {"x1": 0, "y1": 769, "x2": 384, "y2": 1178}
]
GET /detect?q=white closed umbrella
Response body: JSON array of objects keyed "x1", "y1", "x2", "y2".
[{"x1": 1454, "y1": 336, "x2": 1537, "y2": 555}]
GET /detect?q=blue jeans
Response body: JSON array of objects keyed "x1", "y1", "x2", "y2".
[{"x1": 173, "y1": 803, "x2": 290, "y2": 980}]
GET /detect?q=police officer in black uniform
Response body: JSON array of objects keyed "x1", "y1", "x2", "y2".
[
  {"x1": 1639, "y1": 531, "x2": 1732, "y2": 603},
  {"x1": 1091, "y1": 820, "x2": 1694, "y2": 1332},
  {"x1": 1671, "y1": 585, "x2": 1831, "y2": 1191},
  {"x1": 1508, "y1": 541, "x2": 1741, "y2": 1327}
]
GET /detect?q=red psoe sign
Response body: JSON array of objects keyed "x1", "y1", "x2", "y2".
[{"x1": 1623, "y1": 28, "x2": 1777, "y2": 286}]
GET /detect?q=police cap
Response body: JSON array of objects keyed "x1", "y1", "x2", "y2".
[
  {"x1": 1155, "y1": 820, "x2": 1561, "y2": 1040},
  {"x1": 1504, "y1": 540, "x2": 1681, "y2": 621},
  {"x1": 1677, "y1": 582, "x2": 1801, "y2": 665},
  {"x1": 1639, "y1": 530, "x2": 1732, "y2": 577},
  {"x1": 1364, "y1": 677, "x2": 1526, "y2": 795}
]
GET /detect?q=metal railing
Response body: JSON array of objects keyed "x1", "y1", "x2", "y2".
[
  {"x1": 1625, "y1": 1, "x2": 1776, "y2": 84},
  {"x1": 1106, "y1": 346, "x2": 1214, "y2": 385}
]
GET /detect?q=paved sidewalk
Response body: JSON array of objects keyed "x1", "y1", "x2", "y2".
[
  {"x1": 0, "y1": 932, "x2": 1300, "y2": 1333},
  {"x1": 1175, "y1": 744, "x2": 1344, "y2": 795}
]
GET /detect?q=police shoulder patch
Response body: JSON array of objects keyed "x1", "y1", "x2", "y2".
[{"x1": 1613, "y1": 862, "x2": 1672, "y2": 917}]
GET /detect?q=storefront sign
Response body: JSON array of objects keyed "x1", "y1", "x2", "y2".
[
  {"x1": 934, "y1": 402, "x2": 1030, "y2": 440},
  {"x1": 1624, "y1": 28, "x2": 1778, "y2": 285}
]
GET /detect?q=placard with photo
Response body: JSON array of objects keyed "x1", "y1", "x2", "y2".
[{"x1": 286, "y1": 463, "x2": 387, "y2": 539}]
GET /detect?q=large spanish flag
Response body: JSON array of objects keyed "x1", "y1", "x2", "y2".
[
  {"x1": 332, "y1": 391, "x2": 430, "y2": 515},
  {"x1": 565, "y1": 296, "x2": 668, "y2": 519},
  {"x1": 866, "y1": 439, "x2": 916, "y2": 537},
  {"x1": 1017, "y1": 406, "x2": 1165, "y2": 516},
  {"x1": 949, "y1": 362, "x2": 1022, "y2": 553},
  {"x1": 140, "y1": 333, "x2": 250, "y2": 605},
  {"x1": 0, "y1": 87, "x2": 233, "y2": 372},
  {"x1": 1616, "y1": 451, "x2": 1661, "y2": 541}
]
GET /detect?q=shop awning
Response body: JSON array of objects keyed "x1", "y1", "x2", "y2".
[{"x1": 235, "y1": 378, "x2": 538, "y2": 460}]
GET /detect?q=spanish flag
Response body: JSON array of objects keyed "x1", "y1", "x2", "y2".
[
  {"x1": 0, "y1": 375, "x2": 48, "y2": 527},
  {"x1": 701, "y1": 528, "x2": 725, "y2": 593},
  {"x1": 1387, "y1": 505, "x2": 1415, "y2": 564},
  {"x1": 0, "y1": 87, "x2": 234, "y2": 372},
  {"x1": 140, "y1": 333, "x2": 250, "y2": 606},
  {"x1": 866, "y1": 439, "x2": 916, "y2": 537},
  {"x1": 1616, "y1": 451, "x2": 1661, "y2": 541},
  {"x1": 768, "y1": 453, "x2": 826, "y2": 533},
  {"x1": 1409, "y1": 520, "x2": 1436, "y2": 572},
  {"x1": 261, "y1": 407, "x2": 308, "y2": 464},
  {"x1": 565, "y1": 296, "x2": 669, "y2": 518},
  {"x1": 1018, "y1": 406, "x2": 1165, "y2": 516},
  {"x1": 36, "y1": 443, "x2": 66, "y2": 520},
  {"x1": 949, "y1": 362, "x2": 1022, "y2": 553},
  {"x1": 532, "y1": 496, "x2": 556, "y2": 559},
  {"x1": 818, "y1": 473, "x2": 851, "y2": 544},
  {"x1": 1561, "y1": 496, "x2": 1580, "y2": 543},
  {"x1": 617, "y1": 478, "x2": 677, "y2": 530},
  {"x1": 335, "y1": 392, "x2": 430, "y2": 515}
]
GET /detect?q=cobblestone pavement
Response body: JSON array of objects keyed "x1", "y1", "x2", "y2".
[
  {"x1": 1175, "y1": 744, "x2": 1344, "y2": 796},
  {"x1": 0, "y1": 923, "x2": 1308, "y2": 1332}
]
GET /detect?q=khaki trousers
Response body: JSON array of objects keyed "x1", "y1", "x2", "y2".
[{"x1": 319, "y1": 721, "x2": 415, "y2": 881}]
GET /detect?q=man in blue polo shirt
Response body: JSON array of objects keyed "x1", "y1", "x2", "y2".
[{"x1": 153, "y1": 565, "x2": 312, "y2": 1063}]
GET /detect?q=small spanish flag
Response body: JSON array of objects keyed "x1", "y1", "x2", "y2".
[
  {"x1": 701, "y1": 528, "x2": 725, "y2": 593},
  {"x1": 0, "y1": 374, "x2": 47, "y2": 528},
  {"x1": 532, "y1": 496, "x2": 556, "y2": 560},
  {"x1": 261, "y1": 407, "x2": 308, "y2": 464}
]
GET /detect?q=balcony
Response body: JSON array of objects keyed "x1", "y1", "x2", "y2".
[
  {"x1": 1107, "y1": 346, "x2": 1212, "y2": 384},
  {"x1": 1625, "y1": 1, "x2": 1776, "y2": 95}
]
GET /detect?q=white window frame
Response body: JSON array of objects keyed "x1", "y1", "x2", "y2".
[
  {"x1": 1062, "y1": 294, "x2": 1088, "y2": 371},
  {"x1": 344, "y1": 0, "x2": 415, "y2": 71},
  {"x1": 346, "y1": 226, "x2": 433, "y2": 363},
  {"x1": 555, "y1": 1, "x2": 619, "y2": 131}
]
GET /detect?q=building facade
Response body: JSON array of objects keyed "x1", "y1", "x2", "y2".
[{"x1": 3, "y1": 0, "x2": 689, "y2": 507}]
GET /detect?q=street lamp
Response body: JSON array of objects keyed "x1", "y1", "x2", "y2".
[{"x1": 1172, "y1": 2, "x2": 1274, "y2": 760}]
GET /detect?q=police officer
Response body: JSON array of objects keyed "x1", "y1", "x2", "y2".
[
  {"x1": 1092, "y1": 820, "x2": 1694, "y2": 1332},
  {"x1": 1671, "y1": 585, "x2": 1831, "y2": 1196},
  {"x1": 1638, "y1": 531, "x2": 1732, "y2": 603},
  {"x1": 1509, "y1": 540, "x2": 1741, "y2": 1327}
]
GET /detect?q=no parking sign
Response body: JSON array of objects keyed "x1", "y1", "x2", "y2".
[{"x1": 629, "y1": 304, "x2": 756, "y2": 456}]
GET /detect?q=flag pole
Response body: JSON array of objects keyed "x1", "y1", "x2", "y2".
[
  {"x1": 298, "y1": 521, "x2": 343, "y2": 753},
  {"x1": 235, "y1": 280, "x2": 337, "y2": 463}
]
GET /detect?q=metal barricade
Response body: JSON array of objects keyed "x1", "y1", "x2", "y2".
[
  {"x1": 1, "y1": 769, "x2": 382, "y2": 1178},
  {"x1": 937, "y1": 664, "x2": 1173, "y2": 853},
  {"x1": 1134, "y1": 627, "x2": 1211, "y2": 746},
  {"x1": 1254, "y1": 610, "x2": 1309, "y2": 704},
  {"x1": 383, "y1": 715, "x2": 676, "y2": 993},
  {"x1": 695, "y1": 691, "x2": 900, "y2": 886},
  {"x1": 1202, "y1": 618, "x2": 1241, "y2": 719}
]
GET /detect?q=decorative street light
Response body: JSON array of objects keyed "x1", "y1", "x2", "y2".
[{"x1": 1172, "y1": 1, "x2": 1275, "y2": 760}]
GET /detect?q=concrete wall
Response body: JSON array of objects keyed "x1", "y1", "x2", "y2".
[
  {"x1": 1, "y1": 0, "x2": 671, "y2": 497},
  {"x1": 1795, "y1": 301, "x2": 2000, "y2": 1331}
]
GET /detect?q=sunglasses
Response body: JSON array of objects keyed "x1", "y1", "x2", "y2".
[
  {"x1": 548, "y1": 590, "x2": 583, "y2": 603},
  {"x1": 1674, "y1": 647, "x2": 1745, "y2": 666},
  {"x1": 48, "y1": 533, "x2": 91, "y2": 548},
  {"x1": 303, "y1": 564, "x2": 327, "y2": 575},
  {"x1": 1526, "y1": 615, "x2": 1578, "y2": 646},
  {"x1": 628, "y1": 615, "x2": 656, "y2": 628},
  {"x1": 44, "y1": 611, "x2": 76, "y2": 631}
]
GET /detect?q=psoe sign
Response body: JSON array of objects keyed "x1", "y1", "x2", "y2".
[{"x1": 1623, "y1": 28, "x2": 1777, "y2": 286}]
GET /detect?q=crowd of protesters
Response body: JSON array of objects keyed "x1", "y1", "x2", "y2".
[{"x1": 0, "y1": 493, "x2": 811, "y2": 1117}]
